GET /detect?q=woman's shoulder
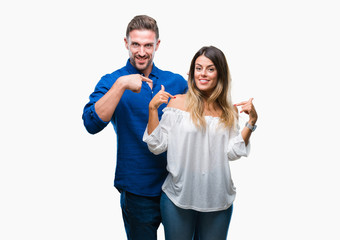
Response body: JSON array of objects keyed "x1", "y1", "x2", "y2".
[{"x1": 167, "y1": 94, "x2": 187, "y2": 111}]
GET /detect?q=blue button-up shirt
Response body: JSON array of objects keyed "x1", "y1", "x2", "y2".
[{"x1": 82, "y1": 60, "x2": 188, "y2": 196}]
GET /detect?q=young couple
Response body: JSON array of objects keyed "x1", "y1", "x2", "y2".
[{"x1": 83, "y1": 15, "x2": 257, "y2": 240}]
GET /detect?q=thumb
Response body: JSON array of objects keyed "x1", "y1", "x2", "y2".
[{"x1": 161, "y1": 85, "x2": 165, "y2": 91}]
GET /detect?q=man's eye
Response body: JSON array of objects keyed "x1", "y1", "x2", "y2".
[
  {"x1": 145, "y1": 44, "x2": 153, "y2": 48},
  {"x1": 132, "y1": 43, "x2": 139, "y2": 47}
]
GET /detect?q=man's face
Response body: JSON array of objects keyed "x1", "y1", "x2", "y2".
[{"x1": 125, "y1": 29, "x2": 160, "y2": 74}]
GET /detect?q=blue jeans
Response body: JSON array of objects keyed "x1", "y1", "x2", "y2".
[
  {"x1": 120, "y1": 191, "x2": 162, "y2": 240},
  {"x1": 160, "y1": 192, "x2": 233, "y2": 240}
]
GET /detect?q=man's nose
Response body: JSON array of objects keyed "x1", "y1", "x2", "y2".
[{"x1": 139, "y1": 46, "x2": 146, "y2": 56}]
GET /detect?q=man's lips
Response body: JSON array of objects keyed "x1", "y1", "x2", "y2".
[{"x1": 136, "y1": 56, "x2": 148, "y2": 64}]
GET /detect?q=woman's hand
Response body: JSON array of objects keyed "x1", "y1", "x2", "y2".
[
  {"x1": 149, "y1": 85, "x2": 175, "y2": 110},
  {"x1": 234, "y1": 98, "x2": 258, "y2": 125},
  {"x1": 234, "y1": 98, "x2": 258, "y2": 145},
  {"x1": 147, "y1": 85, "x2": 175, "y2": 135}
]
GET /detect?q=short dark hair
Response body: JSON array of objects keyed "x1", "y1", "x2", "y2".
[{"x1": 126, "y1": 15, "x2": 159, "y2": 40}]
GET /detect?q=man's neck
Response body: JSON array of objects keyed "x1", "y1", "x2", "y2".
[{"x1": 141, "y1": 65, "x2": 153, "y2": 78}]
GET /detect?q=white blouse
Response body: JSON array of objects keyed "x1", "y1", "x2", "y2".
[{"x1": 143, "y1": 107, "x2": 250, "y2": 212}]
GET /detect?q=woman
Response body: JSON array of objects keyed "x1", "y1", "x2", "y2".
[{"x1": 143, "y1": 46, "x2": 258, "y2": 240}]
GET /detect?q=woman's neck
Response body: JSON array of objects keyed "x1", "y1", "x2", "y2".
[{"x1": 203, "y1": 101, "x2": 221, "y2": 117}]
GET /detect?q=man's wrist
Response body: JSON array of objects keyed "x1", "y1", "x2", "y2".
[{"x1": 115, "y1": 76, "x2": 128, "y2": 90}]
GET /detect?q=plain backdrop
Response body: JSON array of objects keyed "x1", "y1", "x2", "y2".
[{"x1": 1, "y1": 0, "x2": 339, "y2": 239}]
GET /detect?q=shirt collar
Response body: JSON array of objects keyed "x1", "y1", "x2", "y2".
[{"x1": 125, "y1": 59, "x2": 159, "y2": 79}]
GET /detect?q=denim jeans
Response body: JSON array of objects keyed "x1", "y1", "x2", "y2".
[
  {"x1": 160, "y1": 192, "x2": 233, "y2": 240},
  {"x1": 120, "y1": 191, "x2": 162, "y2": 240}
]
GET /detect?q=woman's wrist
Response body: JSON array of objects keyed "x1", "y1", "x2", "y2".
[
  {"x1": 248, "y1": 119, "x2": 257, "y2": 126},
  {"x1": 149, "y1": 105, "x2": 158, "y2": 111}
]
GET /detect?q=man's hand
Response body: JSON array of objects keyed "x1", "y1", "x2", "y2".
[{"x1": 118, "y1": 74, "x2": 153, "y2": 93}]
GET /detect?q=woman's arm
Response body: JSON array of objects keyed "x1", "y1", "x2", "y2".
[
  {"x1": 147, "y1": 85, "x2": 174, "y2": 134},
  {"x1": 234, "y1": 98, "x2": 258, "y2": 146}
]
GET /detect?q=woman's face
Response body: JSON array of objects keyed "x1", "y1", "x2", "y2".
[{"x1": 194, "y1": 55, "x2": 218, "y2": 96}]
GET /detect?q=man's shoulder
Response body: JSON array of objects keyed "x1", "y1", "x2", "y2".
[
  {"x1": 156, "y1": 68, "x2": 184, "y2": 79},
  {"x1": 109, "y1": 65, "x2": 129, "y2": 76},
  {"x1": 100, "y1": 65, "x2": 128, "y2": 81},
  {"x1": 158, "y1": 70, "x2": 187, "y2": 87}
]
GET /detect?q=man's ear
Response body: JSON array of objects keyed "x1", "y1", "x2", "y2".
[
  {"x1": 124, "y1": 37, "x2": 129, "y2": 50},
  {"x1": 155, "y1": 39, "x2": 161, "y2": 51}
]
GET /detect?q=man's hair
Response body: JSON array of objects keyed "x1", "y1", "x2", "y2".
[{"x1": 126, "y1": 15, "x2": 159, "y2": 40}]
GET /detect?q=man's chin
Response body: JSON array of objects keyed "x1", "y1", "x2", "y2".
[
  {"x1": 136, "y1": 62, "x2": 152, "y2": 72},
  {"x1": 135, "y1": 63, "x2": 147, "y2": 70}
]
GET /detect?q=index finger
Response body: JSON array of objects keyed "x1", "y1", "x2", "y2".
[
  {"x1": 234, "y1": 101, "x2": 248, "y2": 106},
  {"x1": 234, "y1": 98, "x2": 254, "y2": 106},
  {"x1": 141, "y1": 76, "x2": 153, "y2": 83},
  {"x1": 164, "y1": 92, "x2": 175, "y2": 99}
]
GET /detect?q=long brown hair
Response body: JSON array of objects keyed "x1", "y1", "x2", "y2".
[{"x1": 186, "y1": 46, "x2": 237, "y2": 129}]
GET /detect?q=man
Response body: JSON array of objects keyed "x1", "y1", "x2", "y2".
[{"x1": 82, "y1": 15, "x2": 188, "y2": 240}]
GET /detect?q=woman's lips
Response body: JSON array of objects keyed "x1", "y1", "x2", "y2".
[{"x1": 199, "y1": 79, "x2": 209, "y2": 84}]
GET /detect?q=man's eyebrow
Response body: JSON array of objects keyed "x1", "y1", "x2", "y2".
[{"x1": 131, "y1": 41, "x2": 154, "y2": 45}]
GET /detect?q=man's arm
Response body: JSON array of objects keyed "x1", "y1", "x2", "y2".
[
  {"x1": 95, "y1": 74, "x2": 153, "y2": 122},
  {"x1": 82, "y1": 74, "x2": 152, "y2": 134}
]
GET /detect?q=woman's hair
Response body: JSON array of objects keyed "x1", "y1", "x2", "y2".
[
  {"x1": 126, "y1": 15, "x2": 159, "y2": 40},
  {"x1": 186, "y1": 46, "x2": 237, "y2": 129}
]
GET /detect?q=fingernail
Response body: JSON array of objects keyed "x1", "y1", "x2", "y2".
[{"x1": 174, "y1": 97, "x2": 176, "y2": 98}]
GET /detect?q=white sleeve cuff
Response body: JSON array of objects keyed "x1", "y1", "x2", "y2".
[{"x1": 227, "y1": 133, "x2": 251, "y2": 161}]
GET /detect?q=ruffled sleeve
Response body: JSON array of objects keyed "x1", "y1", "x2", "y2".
[
  {"x1": 226, "y1": 124, "x2": 251, "y2": 161},
  {"x1": 143, "y1": 108, "x2": 178, "y2": 155}
]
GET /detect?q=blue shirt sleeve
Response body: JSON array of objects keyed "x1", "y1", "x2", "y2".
[
  {"x1": 177, "y1": 73, "x2": 188, "y2": 95},
  {"x1": 82, "y1": 74, "x2": 115, "y2": 134}
]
